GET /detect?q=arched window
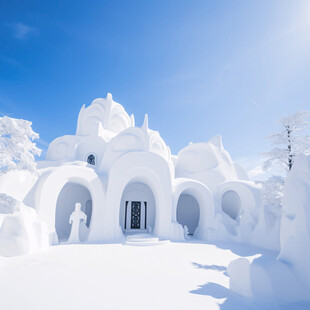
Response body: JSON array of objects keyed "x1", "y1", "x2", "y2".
[{"x1": 87, "y1": 154, "x2": 96, "y2": 165}]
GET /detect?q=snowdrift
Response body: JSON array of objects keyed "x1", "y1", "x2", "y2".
[
  {"x1": 227, "y1": 154, "x2": 310, "y2": 302},
  {"x1": 0, "y1": 194, "x2": 49, "y2": 256}
]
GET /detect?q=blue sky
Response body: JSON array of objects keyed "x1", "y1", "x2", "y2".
[{"x1": 1, "y1": 1, "x2": 310, "y2": 178}]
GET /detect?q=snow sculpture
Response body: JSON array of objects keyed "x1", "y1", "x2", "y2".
[
  {"x1": 68, "y1": 203, "x2": 87, "y2": 244},
  {"x1": 210, "y1": 180, "x2": 267, "y2": 248},
  {"x1": 0, "y1": 93, "x2": 264, "y2": 251}
]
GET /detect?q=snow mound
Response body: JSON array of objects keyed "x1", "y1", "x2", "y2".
[
  {"x1": 0, "y1": 199, "x2": 49, "y2": 257},
  {"x1": 279, "y1": 154, "x2": 310, "y2": 286},
  {"x1": 227, "y1": 155, "x2": 310, "y2": 302},
  {"x1": 227, "y1": 256, "x2": 309, "y2": 302}
]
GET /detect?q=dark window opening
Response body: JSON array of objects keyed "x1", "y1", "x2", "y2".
[{"x1": 87, "y1": 154, "x2": 95, "y2": 165}]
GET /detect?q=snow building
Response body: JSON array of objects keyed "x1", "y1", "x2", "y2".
[{"x1": 17, "y1": 94, "x2": 262, "y2": 245}]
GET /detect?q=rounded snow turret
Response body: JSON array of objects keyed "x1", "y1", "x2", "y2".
[
  {"x1": 76, "y1": 93, "x2": 132, "y2": 136},
  {"x1": 175, "y1": 135, "x2": 241, "y2": 192}
]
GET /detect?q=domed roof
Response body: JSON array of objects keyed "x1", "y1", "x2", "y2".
[{"x1": 76, "y1": 93, "x2": 132, "y2": 136}]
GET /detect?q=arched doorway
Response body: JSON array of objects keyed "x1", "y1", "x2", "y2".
[
  {"x1": 176, "y1": 194, "x2": 200, "y2": 236},
  {"x1": 55, "y1": 182, "x2": 92, "y2": 242},
  {"x1": 119, "y1": 182, "x2": 156, "y2": 234},
  {"x1": 221, "y1": 190, "x2": 241, "y2": 220},
  {"x1": 172, "y1": 179, "x2": 215, "y2": 241}
]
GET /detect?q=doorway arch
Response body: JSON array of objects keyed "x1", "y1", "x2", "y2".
[
  {"x1": 55, "y1": 182, "x2": 92, "y2": 242},
  {"x1": 221, "y1": 190, "x2": 241, "y2": 220},
  {"x1": 119, "y1": 182, "x2": 156, "y2": 233},
  {"x1": 172, "y1": 178, "x2": 214, "y2": 240},
  {"x1": 105, "y1": 152, "x2": 173, "y2": 240},
  {"x1": 176, "y1": 194, "x2": 200, "y2": 235},
  {"x1": 35, "y1": 165, "x2": 105, "y2": 244}
]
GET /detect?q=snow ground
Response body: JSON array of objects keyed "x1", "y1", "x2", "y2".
[{"x1": 0, "y1": 241, "x2": 308, "y2": 310}]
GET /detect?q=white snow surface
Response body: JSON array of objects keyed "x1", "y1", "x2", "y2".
[
  {"x1": 2, "y1": 241, "x2": 304, "y2": 310},
  {"x1": 0, "y1": 198, "x2": 49, "y2": 257},
  {"x1": 227, "y1": 155, "x2": 310, "y2": 304},
  {"x1": 279, "y1": 154, "x2": 310, "y2": 286}
]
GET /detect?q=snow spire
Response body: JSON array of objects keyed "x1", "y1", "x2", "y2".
[
  {"x1": 130, "y1": 114, "x2": 135, "y2": 127},
  {"x1": 106, "y1": 93, "x2": 113, "y2": 102},
  {"x1": 142, "y1": 114, "x2": 148, "y2": 132},
  {"x1": 167, "y1": 146, "x2": 172, "y2": 160}
]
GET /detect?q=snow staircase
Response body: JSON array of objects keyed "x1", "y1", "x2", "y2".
[{"x1": 124, "y1": 234, "x2": 170, "y2": 246}]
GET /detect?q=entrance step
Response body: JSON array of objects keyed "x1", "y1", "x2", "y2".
[{"x1": 124, "y1": 233, "x2": 170, "y2": 246}]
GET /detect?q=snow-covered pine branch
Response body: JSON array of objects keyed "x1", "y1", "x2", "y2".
[
  {"x1": 0, "y1": 116, "x2": 41, "y2": 175},
  {"x1": 263, "y1": 111, "x2": 310, "y2": 173}
]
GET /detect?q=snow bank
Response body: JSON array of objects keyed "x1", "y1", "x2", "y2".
[
  {"x1": 227, "y1": 256, "x2": 309, "y2": 302},
  {"x1": 169, "y1": 220, "x2": 185, "y2": 241},
  {"x1": 227, "y1": 155, "x2": 310, "y2": 302},
  {"x1": 0, "y1": 196, "x2": 49, "y2": 257},
  {"x1": 278, "y1": 154, "x2": 310, "y2": 286}
]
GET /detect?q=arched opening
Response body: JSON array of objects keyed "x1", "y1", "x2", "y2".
[
  {"x1": 221, "y1": 190, "x2": 241, "y2": 220},
  {"x1": 55, "y1": 182, "x2": 92, "y2": 242},
  {"x1": 119, "y1": 182, "x2": 156, "y2": 234},
  {"x1": 87, "y1": 154, "x2": 96, "y2": 165},
  {"x1": 176, "y1": 194, "x2": 200, "y2": 236}
]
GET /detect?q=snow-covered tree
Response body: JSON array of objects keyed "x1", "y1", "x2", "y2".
[
  {"x1": 0, "y1": 116, "x2": 41, "y2": 175},
  {"x1": 0, "y1": 193, "x2": 20, "y2": 214},
  {"x1": 261, "y1": 175, "x2": 285, "y2": 219},
  {"x1": 263, "y1": 111, "x2": 310, "y2": 173}
]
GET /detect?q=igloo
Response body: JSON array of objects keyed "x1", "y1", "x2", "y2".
[{"x1": 0, "y1": 93, "x2": 263, "y2": 250}]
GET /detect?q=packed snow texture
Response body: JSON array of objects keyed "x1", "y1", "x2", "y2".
[
  {"x1": 278, "y1": 154, "x2": 310, "y2": 287},
  {"x1": 0, "y1": 170, "x2": 38, "y2": 202},
  {"x1": 227, "y1": 155, "x2": 310, "y2": 302},
  {"x1": 0, "y1": 196, "x2": 49, "y2": 256},
  {"x1": 0, "y1": 241, "x2": 282, "y2": 310}
]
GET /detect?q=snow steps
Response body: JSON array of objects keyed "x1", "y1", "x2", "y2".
[{"x1": 124, "y1": 234, "x2": 170, "y2": 246}]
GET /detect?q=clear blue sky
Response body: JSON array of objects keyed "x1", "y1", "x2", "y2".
[{"x1": 1, "y1": 1, "x2": 310, "y2": 176}]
